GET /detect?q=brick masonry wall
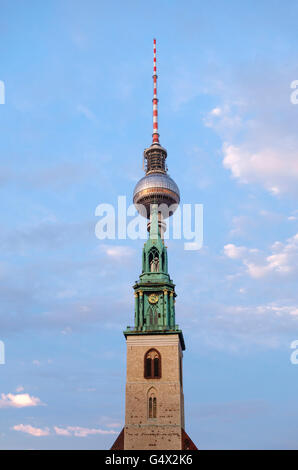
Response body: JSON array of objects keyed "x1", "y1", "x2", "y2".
[{"x1": 124, "y1": 334, "x2": 184, "y2": 450}]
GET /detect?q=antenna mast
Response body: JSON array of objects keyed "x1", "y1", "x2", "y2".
[{"x1": 152, "y1": 38, "x2": 159, "y2": 144}]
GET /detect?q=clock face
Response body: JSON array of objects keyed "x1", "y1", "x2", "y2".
[{"x1": 148, "y1": 293, "x2": 159, "y2": 304}]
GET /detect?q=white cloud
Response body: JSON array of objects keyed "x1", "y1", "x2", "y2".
[
  {"x1": 204, "y1": 105, "x2": 242, "y2": 132},
  {"x1": 15, "y1": 386, "x2": 24, "y2": 393},
  {"x1": 210, "y1": 107, "x2": 222, "y2": 116},
  {"x1": 224, "y1": 233, "x2": 298, "y2": 279},
  {"x1": 244, "y1": 262, "x2": 270, "y2": 279},
  {"x1": 13, "y1": 423, "x2": 118, "y2": 438},
  {"x1": 254, "y1": 304, "x2": 298, "y2": 317},
  {"x1": 202, "y1": 62, "x2": 298, "y2": 197},
  {"x1": 54, "y1": 426, "x2": 118, "y2": 437},
  {"x1": 13, "y1": 424, "x2": 50, "y2": 437},
  {"x1": 0, "y1": 393, "x2": 42, "y2": 408},
  {"x1": 256, "y1": 233, "x2": 298, "y2": 277},
  {"x1": 54, "y1": 426, "x2": 71, "y2": 436},
  {"x1": 224, "y1": 244, "x2": 247, "y2": 259},
  {"x1": 222, "y1": 143, "x2": 298, "y2": 195}
]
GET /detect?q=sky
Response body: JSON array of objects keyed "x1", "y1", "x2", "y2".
[{"x1": 0, "y1": 0, "x2": 298, "y2": 450}]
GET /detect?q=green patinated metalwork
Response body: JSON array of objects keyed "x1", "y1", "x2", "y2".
[{"x1": 124, "y1": 204, "x2": 185, "y2": 350}]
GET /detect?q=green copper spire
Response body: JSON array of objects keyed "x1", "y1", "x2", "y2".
[{"x1": 124, "y1": 204, "x2": 185, "y2": 349}]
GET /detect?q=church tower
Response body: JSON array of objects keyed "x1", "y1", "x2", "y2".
[{"x1": 111, "y1": 40, "x2": 197, "y2": 451}]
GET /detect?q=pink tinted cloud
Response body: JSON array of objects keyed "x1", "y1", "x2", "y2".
[
  {"x1": 0, "y1": 393, "x2": 42, "y2": 408},
  {"x1": 13, "y1": 424, "x2": 50, "y2": 437}
]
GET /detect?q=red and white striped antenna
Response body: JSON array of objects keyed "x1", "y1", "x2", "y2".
[{"x1": 152, "y1": 38, "x2": 159, "y2": 144}]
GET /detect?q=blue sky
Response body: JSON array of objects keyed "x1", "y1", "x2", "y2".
[{"x1": 0, "y1": 0, "x2": 298, "y2": 449}]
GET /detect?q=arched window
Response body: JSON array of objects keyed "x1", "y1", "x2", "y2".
[
  {"x1": 148, "y1": 388, "x2": 157, "y2": 419},
  {"x1": 149, "y1": 248, "x2": 160, "y2": 273},
  {"x1": 144, "y1": 349, "x2": 161, "y2": 379}
]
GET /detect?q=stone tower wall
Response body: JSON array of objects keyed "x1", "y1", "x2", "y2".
[{"x1": 124, "y1": 334, "x2": 184, "y2": 450}]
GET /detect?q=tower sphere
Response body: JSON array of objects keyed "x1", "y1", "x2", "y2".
[{"x1": 133, "y1": 171, "x2": 180, "y2": 219}]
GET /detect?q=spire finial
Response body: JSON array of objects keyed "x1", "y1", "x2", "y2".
[{"x1": 152, "y1": 38, "x2": 159, "y2": 144}]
